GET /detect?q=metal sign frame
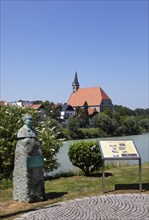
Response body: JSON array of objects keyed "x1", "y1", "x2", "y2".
[{"x1": 98, "y1": 140, "x2": 142, "y2": 193}]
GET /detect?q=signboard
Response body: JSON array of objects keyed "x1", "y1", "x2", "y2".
[
  {"x1": 98, "y1": 140, "x2": 140, "y2": 160},
  {"x1": 98, "y1": 140, "x2": 142, "y2": 193}
]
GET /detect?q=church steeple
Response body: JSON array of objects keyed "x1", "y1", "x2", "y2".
[{"x1": 72, "y1": 72, "x2": 80, "y2": 92}]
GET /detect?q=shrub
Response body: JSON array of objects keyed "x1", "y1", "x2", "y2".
[
  {"x1": 37, "y1": 120, "x2": 64, "y2": 172},
  {"x1": 0, "y1": 106, "x2": 64, "y2": 179},
  {"x1": 0, "y1": 106, "x2": 38, "y2": 179},
  {"x1": 80, "y1": 128, "x2": 99, "y2": 138},
  {"x1": 68, "y1": 141, "x2": 102, "y2": 176}
]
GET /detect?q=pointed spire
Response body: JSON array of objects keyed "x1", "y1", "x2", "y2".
[
  {"x1": 72, "y1": 72, "x2": 80, "y2": 92},
  {"x1": 74, "y1": 72, "x2": 79, "y2": 84}
]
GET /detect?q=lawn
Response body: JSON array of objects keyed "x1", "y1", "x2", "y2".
[{"x1": 0, "y1": 163, "x2": 149, "y2": 220}]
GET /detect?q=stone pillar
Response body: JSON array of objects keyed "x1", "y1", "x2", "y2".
[{"x1": 13, "y1": 114, "x2": 45, "y2": 202}]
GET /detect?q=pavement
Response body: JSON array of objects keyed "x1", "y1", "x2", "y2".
[{"x1": 14, "y1": 194, "x2": 149, "y2": 220}]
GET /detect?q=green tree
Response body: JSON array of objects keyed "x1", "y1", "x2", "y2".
[
  {"x1": 75, "y1": 102, "x2": 89, "y2": 128},
  {"x1": 81, "y1": 101, "x2": 89, "y2": 127},
  {"x1": 75, "y1": 106, "x2": 81, "y2": 117},
  {"x1": 68, "y1": 141, "x2": 102, "y2": 176},
  {"x1": 103, "y1": 107, "x2": 112, "y2": 118},
  {"x1": 139, "y1": 118, "x2": 149, "y2": 133},
  {"x1": 51, "y1": 104, "x2": 61, "y2": 120},
  {"x1": 67, "y1": 116, "x2": 81, "y2": 139},
  {"x1": 0, "y1": 106, "x2": 39, "y2": 179},
  {"x1": 122, "y1": 116, "x2": 140, "y2": 135},
  {"x1": 37, "y1": 120, "x2": 64, "y2": 172},
  {"x1": 0, "y1": 106, "x2": 64, "y2": 179},
  {"x1": 92, "y1": 113, "x2": 114, "y2": 136}
]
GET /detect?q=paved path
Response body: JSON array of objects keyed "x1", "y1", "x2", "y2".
[{"x1": 14, "y1": 194, "x2": 149, "y2": 220}]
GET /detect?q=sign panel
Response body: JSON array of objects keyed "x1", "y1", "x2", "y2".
[{"x1": 99, "y1": 140, "x2": 140, "y2": 159}]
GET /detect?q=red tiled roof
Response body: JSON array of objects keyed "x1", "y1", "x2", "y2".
[
  {"x1": 29, "y1": 104, "x2": 43, "y2": 109},
  {"x1": 67, "y1": 87, "x2": 110, "y2": 107}
]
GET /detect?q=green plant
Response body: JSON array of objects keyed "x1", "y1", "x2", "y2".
[
  {"x1": 37, "y1": 120, "x2": 64, "y2": 172},
  {"x1": 68, "y1": 141, "x2": 102, "y2": 176},
  {"x1": 0, "y1": 106, "x2": 64, "y2": 179},
  {"x1": 67, "y1": 117, "x2": 81, "y2": 139},
  {"x1": 0, "y1": 106, "x2": 39, "y2": 179},
  {"x1": 0, "y1": 178, "x2": 12, "y2": 190}
]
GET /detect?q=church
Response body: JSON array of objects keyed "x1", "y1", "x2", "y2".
[{"x1": 67, "y1": 72, "x2": 115, "y2": 115}]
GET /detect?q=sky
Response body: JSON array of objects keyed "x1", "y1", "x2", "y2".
[{"x1": 0, "y1": 0, "x2": 148, "y2": 110}]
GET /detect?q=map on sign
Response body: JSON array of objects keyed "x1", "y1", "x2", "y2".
[{"x1": 98, "y1": 140, "x2": 140, "y2": 159}]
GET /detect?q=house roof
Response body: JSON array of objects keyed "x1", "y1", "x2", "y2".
[
  {"x1": 61, "y1": 104, "x2": 74, "y2": 111},
  {"x1": 29, "y1": 104, "x2": 43, "y2": 109},
  {"x1": 67, "y1": 87, "x2": 110, "y2": 107}
]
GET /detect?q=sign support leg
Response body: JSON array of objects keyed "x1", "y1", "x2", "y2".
[
  {"x1": 139, "y1": 158, "x2": 142, "y2": 192},
  {"x1": 102, "y1": 159, "x2": 105, "y2": 193}
]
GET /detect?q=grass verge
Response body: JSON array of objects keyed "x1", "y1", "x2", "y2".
[{"x1": 0, "y1": 163, "x2": 149, "y2": 220}]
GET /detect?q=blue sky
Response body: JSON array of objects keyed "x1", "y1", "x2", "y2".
[{"x1": 1, "y1": 0, "x2": 148, "y2": 110}]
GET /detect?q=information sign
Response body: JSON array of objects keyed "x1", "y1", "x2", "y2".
[
  {"x1": 99, "y1": 140, "x2": 140, "y2": 159},
  {"x1": 98, "y1": 140, "x2": 142, "y2": 193}
]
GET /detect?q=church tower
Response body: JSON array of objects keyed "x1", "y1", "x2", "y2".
[{"x1": 72, "y1": 72, "x2": 80, "y2": 92}]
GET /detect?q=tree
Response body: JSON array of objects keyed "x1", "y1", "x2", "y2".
[
  {"x1": 92, "y1": 113, "x2": 114, "y2": 136},
  {"x1": 114, "y1": 105, "x2": 135, "y2": 116},
  {"x1": 0, "y1": 106, "x2": 39, "y2": 179},
  {"x1": 75, "y1": 106, "x2": 81, "y2": 117},
  {"x1": 67, "y1": 116, "x2": 81, "y2": 139},
  {"x1": 122, "y1": 116, "x2": 140, "y2": 135},
  {"x1": 68, "y1": 141, "x2": 102, "y2": 176},
  {"x1": 139, "y1": 118, "x2": 149, "y2": 133},
  {"x1": 75, "y1": 102, "x2": 89, "y2": 128},
  {"x1": 37, "y1": 120, "x2": 64, "y2": 172},
  {"x1": 81, "y1": 101, "x2": 89, "y2": 127},
  {"x1": 0, "y1": 106, "x2": 64, "y2": 179},
  {"x1": 103, "y1": 107, "x2": 112, "y2": 118}
]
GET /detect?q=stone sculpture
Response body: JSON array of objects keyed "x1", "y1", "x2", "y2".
[{"x1": 13, "y1": 113, "x2": 45, "y2": 202}]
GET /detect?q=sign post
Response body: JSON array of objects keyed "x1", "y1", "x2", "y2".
[{"x1": 98, "y1": 140, "x2": 142, "y2": 193}]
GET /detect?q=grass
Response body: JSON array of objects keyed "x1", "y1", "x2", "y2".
[{"x1": 0, "y1": 163, "x2": 149, "y2": 220}]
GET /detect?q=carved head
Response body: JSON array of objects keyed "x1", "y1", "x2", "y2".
[{"x1": 23, "y1": 114, "x2": 32, "y2": 128}]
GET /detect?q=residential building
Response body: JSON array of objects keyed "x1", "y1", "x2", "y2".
[
  {"x1": 29, "y1": 104, "x2": 45, "y2": 121},
  {"x1": 60, "y1": 104, "x2": 75, "y2": 120}
]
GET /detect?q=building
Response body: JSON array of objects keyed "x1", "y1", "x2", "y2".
[
  {"x1": 67, "y1": 72, "x2": 115, "y2": 114},
  {"x1": 60, "y1": 104, "x2": 75, "y2": 120},
  {"x1": 8, "y1": 100, "x2": 32, "y2": 107},
  {"x1": 0, "y1": 100, "x2": 8, "y2": 106},
  {"x1": 29, "y1": 104, "x2": 45, "y2": 121}
]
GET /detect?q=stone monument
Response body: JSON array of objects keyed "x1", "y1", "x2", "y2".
[{"x1": 13, "y1": 114, "x2": 45, "y2": 202}]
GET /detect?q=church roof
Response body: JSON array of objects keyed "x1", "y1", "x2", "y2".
[{"x1": 67, "y1": 87, "x2": 111, "y2": 107}]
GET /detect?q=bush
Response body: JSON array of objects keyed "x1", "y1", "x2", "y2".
[
  {"x1": 0, "y1": 106, "x2": 64, "y2": 179},
  {"x1": 80, "y1": 128, "x2": 99, "y2": 138},
  {"x1": 68, "y1": 141, "x2": 102, "y2": 176},
  {"x1": 37, "y1": 120, "x2": 64, "y2": 172},
  {"x1": 0, "y1": 178, "x2": 12, "y2": 190},
  {"x1": 0, "y1": 106, "x2": 38, "y2": 179}
]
